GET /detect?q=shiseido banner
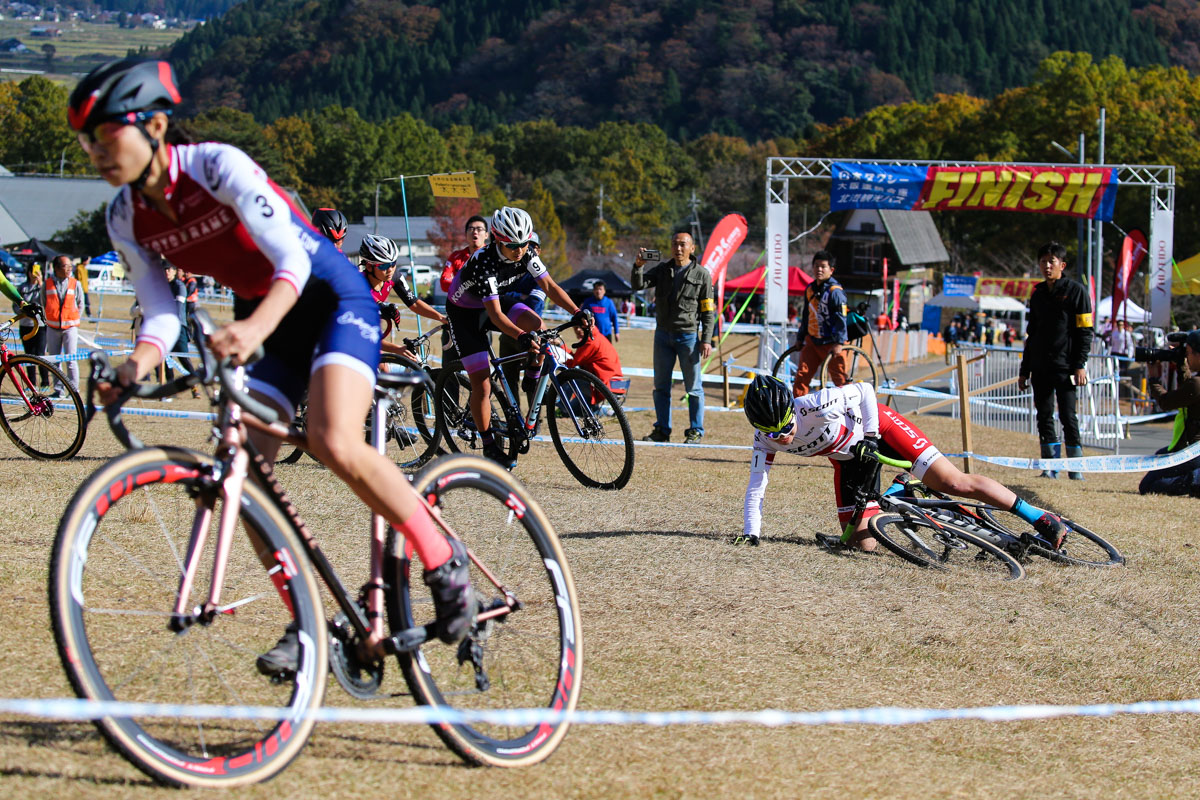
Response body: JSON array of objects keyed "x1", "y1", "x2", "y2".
[{"x1": 831, "y1": 163, "x2": 1119, "y2": 221}]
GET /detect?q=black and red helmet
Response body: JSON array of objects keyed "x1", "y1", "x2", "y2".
[
  {"x1": 311, "y1": 208, "x2": 348, "y2": 243},
  {"x1": 67, "y1": 59, "x2": 182, "y2": 133}
]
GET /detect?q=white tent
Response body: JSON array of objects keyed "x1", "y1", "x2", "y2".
[
  {"x1": 1096, "y1": 295, "x2": 1151, "y2": 324},
  {"x1": 926, "y1": 292, "x2": 1026, "y2": 313}
]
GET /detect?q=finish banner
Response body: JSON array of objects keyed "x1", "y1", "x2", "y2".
[{"x1": 831, "y1": 163, "x2": 1119, "y2": 221}]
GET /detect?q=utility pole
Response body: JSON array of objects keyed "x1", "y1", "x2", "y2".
[
  {"x1": 597, "y1": 184, "x2": 605, "y2": 222},
  {"x1": 689, "y1": 189, "x2": 705, "y2": 253}
]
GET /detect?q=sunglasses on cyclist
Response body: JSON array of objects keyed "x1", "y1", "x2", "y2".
[
  {"x1": 752, "y1": 413, "x2": 796, "y2": 439},
  {"x1": 363, "y1": 261, "x2": 395, "y2": 270},
  {"x1": 499, "y1": 240, "x2": 530, "y2": 251},
  {"x1": 77, "y1": 109, "x2": 172, "y2": 150}
]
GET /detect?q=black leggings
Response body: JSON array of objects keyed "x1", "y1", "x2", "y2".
[{"x1": 1031, "y1": 371, "x2": 1079, "y2": 447}]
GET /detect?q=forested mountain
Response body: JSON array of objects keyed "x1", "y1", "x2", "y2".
[{"x1": 167, "y1": 0, "x2": 1170, "y2": 139}]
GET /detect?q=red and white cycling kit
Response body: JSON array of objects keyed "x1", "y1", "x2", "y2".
[
  {"x1": 742, "y1": 382, "x2": 943, "y2": 537},
  {"x1": 106, "y1": 141, "x2": 379, "y2": 413}
]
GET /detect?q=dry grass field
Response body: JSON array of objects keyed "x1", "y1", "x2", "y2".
[{"x1": 0, "y1": 310, "x2": 1197, "y2": 798}]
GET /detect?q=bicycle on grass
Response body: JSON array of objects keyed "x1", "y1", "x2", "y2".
[
  {"x1": 0, "y1": 309, "x2": 86, "y2": 459},
  {"x1": 880, "y1": 478, "x2": 1124, "y2": 568},
  {"x1": 433, "y1": 318, "x2": 635, "y2": 490},
  {"x1": 816, "y1": 452, "x2": 1026, "y2": 581},
  {"x1": 49, "y1": 309, "x2": 583, "y2": 788}
]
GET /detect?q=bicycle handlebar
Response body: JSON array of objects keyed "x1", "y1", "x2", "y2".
[
  {"x1": 89, "y1": 307, "x2": 275, "y2": 451},
  {"x1": 875, "y1": 452, "x2": 913, "y2": 470}
]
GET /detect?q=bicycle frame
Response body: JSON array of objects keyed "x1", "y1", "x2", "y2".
[
  {"x1": 96, "y1": 311, "x2": 515, "y2": 663},
  {"x1": 484, "y1": 321, "x2": 594, "y2": 444}
]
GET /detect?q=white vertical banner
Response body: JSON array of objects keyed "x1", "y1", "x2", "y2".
[
  {"x1": 1149, "y1": 208, "x2": 1174, "y2": 328},
  {"x1": 765, "y1": 201, "x2": 788, "y2": 324}
]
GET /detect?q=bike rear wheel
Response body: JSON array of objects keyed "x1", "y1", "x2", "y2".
[
  {"x1": 546, "y1": 368, "x2": 634, "y2": 489},
  {"x1": 434, "y1": 361, "x2": 519, "y2": 463},
  {"x1": 0, "y1": 354, "x2": 86, "y2": 459},
  {"x1": 276, "y1": 399, "x2": 308, "y2": 464},
  {"x1": 977, "y1": 508, "x2": 1124, "y2": 567},
  {"x1": 869, "y1": 512, "x2": 1025, "y2": 581},
  {"x1": 820, "y1": 344, "x2": 877, "y2": 389},
  {"x1": 389, "y1": 454, "x2": 583, "y2": 767},
  {"x1": 49, "y1": 447, "x2": 328, "y2": 787}
]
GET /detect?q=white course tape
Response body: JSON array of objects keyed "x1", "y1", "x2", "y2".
[
  {"x1": 5, "y1": 696, "x2": 1200, "y2": 729},
  {"x1": 945, "y1": 441, "x2": 1200, "y2": 473}
]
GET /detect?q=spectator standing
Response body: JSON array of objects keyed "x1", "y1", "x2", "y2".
[
  {"x1": 16, "y1": 269, "x2": 50, "y2": 389},
  {"x1": 42, "y1": 255, "x2": 84, "y2": 395},
  {"x1": 1017, "y1": 241, "x2": 1094, "y2": 480},
  {"x1": 790, "y1": 250, "x2": 849, "y2": 397},
  {"x1": 632, "y1": 231, "x2": 715, "y2": 443},
  {"x1": 75, "y1": 256, "x2": 93, "y2": 317},
  {"x1": 1109, "y1": 320, "x2": 1135, "y2": 359},
  {"x1": 1139, "y1": 331, "x2": 1200, "y2": 497},
  {"x1": 162, "y1": 263, "x2": 196, "y2": 389},
  {"x1": 580, "y1": 280, "x2": 620, "y2": 343}
]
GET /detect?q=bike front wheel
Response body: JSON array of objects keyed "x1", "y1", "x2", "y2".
[
  {"x1": 868, "y1": 512, "x2": 1025, "y2": 581},
  {"x1": 546, "y1": 368, "x2": 634, "y2": 489},
  {"x1": 389, "y1": 454, "x2": 583, "y2": 767},
  {"x1": 0, "y1": 354, "x2": 86, "y2": 459},
  {"x1": 978, "y1": 508, "x2": 1124, "y2": 567},
  {"x1": 50, "y1": 447, "x2": 328, "y2": 787}
]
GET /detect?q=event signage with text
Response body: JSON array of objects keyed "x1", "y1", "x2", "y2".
[
  {"x1": 943, "y1": 275, "x2": 977, "y2": 296},
  {"x1": 832, "y1": 163, "x2": 1119, "y2": 221},
  {"x1": 977, "y1": 277, "x2": 1040, "y2": 301}
]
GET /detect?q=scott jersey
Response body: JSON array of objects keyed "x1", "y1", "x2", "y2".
[
  {"x1": 743, "y1": 383, "x2": 879, "y2": 539},
  {"x1": 106, "y1": 142, "x2": 353, "y2": 357},
  {"x1": 447, "y1": 244, "x2": 548, "y2": 309}
]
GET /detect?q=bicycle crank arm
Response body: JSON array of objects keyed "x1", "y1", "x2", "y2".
[{"x1": 383, "y1": 622, "x2": 438, "y2": 654}]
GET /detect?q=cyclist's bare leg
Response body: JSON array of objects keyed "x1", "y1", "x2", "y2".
[
  {"x1": 922, "y1": 458, "x2": 1017, "y2": 509},
  {"x1": 467, "y1": 308, "x2": 545, "y2": 433},
  {"x1": 304, "y1": 363, "x2": 453, "y2": 568}
]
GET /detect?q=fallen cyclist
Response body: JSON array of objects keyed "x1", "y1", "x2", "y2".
[{"x1": 736, "y1": 375, "x2": 1066, "y2": 550}]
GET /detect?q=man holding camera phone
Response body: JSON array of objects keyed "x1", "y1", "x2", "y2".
[
  {"x1": 1137, "y1": 330, "x2": 1200, "y2": 497},
  {"x1": 1017, "y1": 241, "x2": 1094, "y2": 479},
  {"x1": 632, "y1": 231, "x2": 715, "y2": 444}
]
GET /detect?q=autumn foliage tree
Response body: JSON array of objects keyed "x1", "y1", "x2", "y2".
[{"x1": 428, "y1": 197, "x2": 483, "y2": 264}]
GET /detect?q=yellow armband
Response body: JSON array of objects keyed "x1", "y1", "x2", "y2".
[
  {"x1": 699, "y1": 298, "x2": 715, "y2": 312},
  {"x1": 1075, "y1": 313, "x2": 1093, "y2": 328}
]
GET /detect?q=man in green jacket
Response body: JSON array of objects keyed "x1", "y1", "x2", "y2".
[{"x1": 632, "y1": 231, "x2": 715, "y2": 443}]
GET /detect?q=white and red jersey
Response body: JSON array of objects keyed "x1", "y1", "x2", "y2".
[
  {"x1": 106, "y1": 141, "x2": 341, "y2": 358},
  {"x1": 742, "y1": 383, "x2": 942, "y2": 538}
]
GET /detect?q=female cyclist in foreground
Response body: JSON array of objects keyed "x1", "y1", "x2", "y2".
[
  {"x1": 68, "y1": 59, "x2": 475, "y2": 674},
  {"x1": 737, "y1": 375, "x2": 1066, "y2": 550}
]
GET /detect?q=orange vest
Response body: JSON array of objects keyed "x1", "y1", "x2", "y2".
[{"x1": 45, "y1": 276, "x2": 81, "y2": 329}]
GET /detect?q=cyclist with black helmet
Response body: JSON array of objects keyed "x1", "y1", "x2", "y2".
[
  {"x1": 358, "y1": 233, "x2": 447, "y2": 357},
  {"x1": 311, "y1": 207, "x2": 348, "y2": 250},
  {"x1": 68, "y1": 59, "x2": 476, "y2": 672},
  {"x1": 446, "y1": 206, "x2": 591, "y2": 468},
  {"x1": 737, "y1": 374, "x2": 1066, "y2": 550}
]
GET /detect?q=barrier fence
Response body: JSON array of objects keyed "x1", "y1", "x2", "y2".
[{"x1": 949, "y1": 345, "x2": 1124, "y2": 452}]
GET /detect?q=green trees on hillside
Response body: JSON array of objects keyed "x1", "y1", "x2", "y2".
[{"x1": 166, "y1": 0, "x2": 1168, "y2": 140}]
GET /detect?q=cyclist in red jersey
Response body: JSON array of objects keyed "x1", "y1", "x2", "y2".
[
  {"x1": 737, "y1": 375, "x2": 1066, "y2": 550},
  {"x1": 70, "y1": 60, "x2": 475, "y2": 668},
  {"x1": 359, "y1": 233, "x2": 446, "y2": 358}
]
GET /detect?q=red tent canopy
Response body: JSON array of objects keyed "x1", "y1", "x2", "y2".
[{"x1": 723, "y1": 266, "x2": 813, "y2": 296}]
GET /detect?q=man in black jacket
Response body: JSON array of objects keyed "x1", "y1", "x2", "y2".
[{"x1": 1017, "y1": 242, "x2": 1095, "y2": 479}]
